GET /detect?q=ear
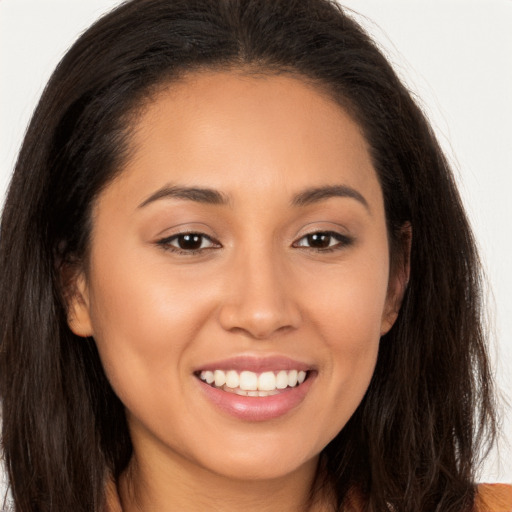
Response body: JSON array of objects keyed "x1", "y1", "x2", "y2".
[
  {"x1": 380, "y1": 223, "x2": 412, "y2": 336},
  {"x1": 62, "y1": 265, "x2": 94, "y2": 338}
]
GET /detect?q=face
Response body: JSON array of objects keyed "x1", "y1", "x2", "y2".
[{"x1": 69, "y1": 71, "x2": 405, "y2": 482}]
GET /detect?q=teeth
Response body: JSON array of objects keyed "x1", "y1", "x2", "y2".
[
  {"x1": 214, "y1": 370, "x2": 226, "y2": 387},
  {"x1": 258, "y1": 371, "x2": 276, "y2": 391},
  {"x1": 239, "y1": 370, "x2": 258, "y2": 390},
  {"x1": 203, "y1": 370, "x2": 214, "y2": 384},
  {"x1": 199, "y1": 369, "x2": 309, "y2": 393},
  {"x1": 226, "y1": 386, "x2": 280, "y2": 397},
  {"x1": 276, "y1": 370, "x2": 288, "y2": 389},
  {"x1": 225, "y1": 370, "x2": 239, "y2": 388}
]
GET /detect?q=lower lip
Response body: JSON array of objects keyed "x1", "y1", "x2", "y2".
[{"x1": 197, "y1": 374, "x2": 315, "y2": 422}]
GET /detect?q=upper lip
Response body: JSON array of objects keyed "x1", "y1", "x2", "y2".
[{"x1": 193, "y1": 355, "x2": 314, "y2": 373}]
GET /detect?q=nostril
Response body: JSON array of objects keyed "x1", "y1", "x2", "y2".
[{"x1": 218, "y1": 307, "x2": 301, "y2": 340}]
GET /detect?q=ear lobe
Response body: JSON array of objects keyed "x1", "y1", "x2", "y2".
[
  {"x1": 63, "y1": 269, "x2": 94, "y2": 338},
  {"x1": 381, "y1": 222, "x2": 412, "y2": 336}
]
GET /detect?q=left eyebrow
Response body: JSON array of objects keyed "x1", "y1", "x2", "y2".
[
  {"x1": 138, "y1": 185, "x2": 231, "y2": 208},
  {"x1": 291, "y1": 185, "x2": 370, "y2": 212}
]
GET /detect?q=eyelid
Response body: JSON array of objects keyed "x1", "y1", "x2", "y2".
[{"x1": 152, "y1": 221, "x2": 217, "y2": 239}]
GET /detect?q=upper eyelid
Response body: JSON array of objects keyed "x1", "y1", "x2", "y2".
[
  {"x1": 158, "y1": 232, "x2": 220, "y2": 245},
  {"x1": 156, "y1": 225, "x2": 219, "y2": 240},
  {"x1": 293, "y1": 227, "x2": 350, "y2": 240},
  {"x1": 293, "y1": 220, "x2": 350, "y2": 236},
  {"x1": 151, "y1": 219, "x2": 219, "y2": 238},
  {"x1": 159, "y1": 231, "x2": 212, "y2": 240},
  {"x1": 293, "y1": 231, "x2": 349, "y2": 242}
]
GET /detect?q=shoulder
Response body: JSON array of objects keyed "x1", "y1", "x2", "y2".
[{"x1": 475, "y1": 484, "x2": 512, "y2": 511}]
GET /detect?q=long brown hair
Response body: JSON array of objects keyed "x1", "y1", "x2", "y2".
[{"x1": 0, "y1": 1, "x2": 496, "y2": 510}]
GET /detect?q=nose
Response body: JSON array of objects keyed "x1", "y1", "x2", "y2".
[{"x1": 217, "y1": 248, "x2": 302, "y2": 340}]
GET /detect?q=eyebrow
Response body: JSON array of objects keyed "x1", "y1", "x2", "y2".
[
  {"x1": 138, "y1": 183, "x2": 369, "y2": 211},
  {"x1": 291, "y1": 185, "x2": 370, "y2": 211},
  {"x1": 138, "y1": 185, "x2": 230, "y2": 208}
]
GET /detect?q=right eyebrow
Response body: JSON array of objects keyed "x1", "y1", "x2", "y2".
[
  {"x1": 291, "y1": 184, "x2": 370, "y2": 213},
  {"x1": 138, "y1": 185, "x2": 231, "y2": 209}
]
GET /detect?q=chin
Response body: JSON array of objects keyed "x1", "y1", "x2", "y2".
[{"x1": 184, "y1": 432, "x2": 322, "y2": 482}]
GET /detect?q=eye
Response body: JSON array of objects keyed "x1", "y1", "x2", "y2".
[
  {"x1": 293, "y1": 231, "x2": 352, "y2": 251},
  {"x1": 157, "y1": 232, "x2": 220, "y2": 254}
]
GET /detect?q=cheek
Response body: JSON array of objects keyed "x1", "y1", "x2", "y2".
[
  {"x1": 296, "y1": 249, "x2": 389, "y2": 420},
  {"x1": 301, "y1": 251, "x2": 390, "y2": 348},
  {"x1": 317, "y1": 278, "x2": 383, "y2": 392},
  {"x1": 85, "y1": 248, "x2": 216, "y2": 403}
]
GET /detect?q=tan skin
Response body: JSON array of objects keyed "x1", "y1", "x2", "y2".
[{"x1": 68, "y1": 71, "x2": 408, "y2": 511}]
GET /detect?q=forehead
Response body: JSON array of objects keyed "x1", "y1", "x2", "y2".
[{"x1": 105, "y1": 70, "x2": 382, "y2": 211}]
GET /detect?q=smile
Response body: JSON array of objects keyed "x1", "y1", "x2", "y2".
[
  {"x1": 198, "y1": 369, "x2": 308, "y2": 397},
  {"x1": 194, "y1": 357, "x2": 315, "y2": 421}
]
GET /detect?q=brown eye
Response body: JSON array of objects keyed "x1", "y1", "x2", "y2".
[
  {"x1": 176, "y1": 234, "x2": 204, "y2": 250},
  {"x1": 306, "y1": 233, "x2": 333, "y2": 248},
  {"x1": 293, "y1": 231, "x2": 353, "y2": 251},
  {"x1": 158, "y1": 232, "x2": 219, "y2": 253}
]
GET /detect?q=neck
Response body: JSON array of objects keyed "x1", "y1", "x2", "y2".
[{"x1": 118, "y1": 450, "x2": 331, "y2": 512}]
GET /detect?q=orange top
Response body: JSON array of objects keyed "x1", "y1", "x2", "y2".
[
  {"x1": 103, "y1": 480, "x2": 512, "y2": 511},
  {"x1": 475, "y1": 484, "x2": 512, "y2": 511}
]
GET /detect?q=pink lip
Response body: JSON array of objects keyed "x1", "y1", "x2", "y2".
[
  {"x1": 194, "y1": 355, "x2": 316, "y2": 421},
  {"x1": 194, "y1": 355, "x2": 313, "y2": 373},
  {"x1": 197, "y1": 379, "x2": 314, "y2": 421}
]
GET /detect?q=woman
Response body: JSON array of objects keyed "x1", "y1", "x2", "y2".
[{"x1": 0, "y1": 0, "x2": 509, "y2": 510}]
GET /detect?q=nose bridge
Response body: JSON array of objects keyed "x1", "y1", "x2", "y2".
[{"x1": 218, "y1": 240, "x2": 301, "y2": 339}]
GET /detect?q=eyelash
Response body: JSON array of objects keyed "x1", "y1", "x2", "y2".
[
  {"x1": 292, "y1": 231, "x2": 354, "y2": 252},
  {"x1": 156, "y1": 232, "x2": 221, "y2": 255},
  {"x1": 156, "y1": 230, "x2": 353, "y2": 255}
]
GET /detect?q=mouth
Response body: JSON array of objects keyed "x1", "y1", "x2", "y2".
[
  {"x1": 196, "y1": 369, "x2": 309, "y2": 397},
  {"x1": 194, "y1": 356, "x2": 315, "y2": 421}
]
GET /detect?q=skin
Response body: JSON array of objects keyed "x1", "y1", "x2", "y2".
[{"x1": 68, "y1": 71, "x2": 407, "y2": 511}]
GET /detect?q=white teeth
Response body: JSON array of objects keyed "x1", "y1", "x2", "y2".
[
  {"x1": 258, "y1": 371, "x2": 276, "y2": 391},
  {"x1": 239, "y1": 371, "x2": 258, "y2": 391},
  {"x1": 200, "y1": 370, "x2": 214, "y2": 384},
  {"x1": 214, "y1": 370, "x2": 226, "y2": 387},
  {"x1": 275, "y1": 370, "x2": 289, "y2": 389},
  {"x1": 199, "y1": 369, "x2": 309, "y2": 393},
  {"x1": 225, "y1": 370, "x2": 239, "y2": 388},
  {"x1": 224, "y1": 386, "x2": 280, "y2": 397}
]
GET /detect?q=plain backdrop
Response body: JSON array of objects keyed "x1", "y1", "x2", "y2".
[{"x1": 1, "y1": 0, "x2": 511, "y2": 491}]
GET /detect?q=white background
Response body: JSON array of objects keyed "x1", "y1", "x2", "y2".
[{"x1": 1, "y1": 0, "x2": 511, "y2": 488}]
